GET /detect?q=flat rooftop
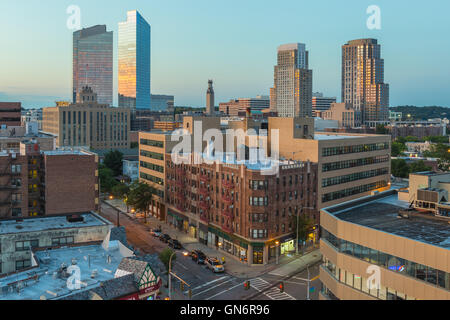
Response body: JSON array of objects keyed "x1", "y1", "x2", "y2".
[
  {"x1": 0, "y1": 241, "x2": 131, "y2": 300},
  {"x1": 314, "y1": 134, "x2": 361, "y2": 140},
  {"x1": 0, "y1": 213, "x2": 109, "y2": 235},
  {"x1": 327, "y1": 192, "x2": 450, "y2": 249}
]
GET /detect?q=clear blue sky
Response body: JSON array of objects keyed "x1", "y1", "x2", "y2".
[{"x1": 0, "y1": 0, "x2": 449, "y2": 108}]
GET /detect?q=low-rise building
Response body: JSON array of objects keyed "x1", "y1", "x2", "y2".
[
  {"x1": 123, "y1": 159, "x2": 138, "y2": 182},
  {"x1": 321, "y1": 103, "x2": 362, "y2": 128},
  {"x1": 0, "y1": 141, "x2": 99, "y2": 218},
  {"x1": 0, "y1": 102, "x2": 21, "y2": 127},
  {"x1": 320, "y1": 189, "x2": 450, "y2": 300}
]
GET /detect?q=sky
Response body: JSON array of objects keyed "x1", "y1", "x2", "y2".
[{"x1": 0, "y1": 0, "x2": 449, "y2": 109}]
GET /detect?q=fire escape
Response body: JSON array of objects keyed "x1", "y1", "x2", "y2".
[
  {"x1": 199, "y1": 172, "x2": 211, "y2": 223},
  {"x1": 175, "y1": 166, "x2": 186, "y2": 212},
  {"x1": 0, "y1": 154, "x2": 20, "y2": 218},
  {"x1": 221, "y1": 179, "x2": 235, "y2": 233}
]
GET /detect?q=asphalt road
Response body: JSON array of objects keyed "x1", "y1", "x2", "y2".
[{"x1": 99, "y1": 202, "x2": 321, "y2": 300}]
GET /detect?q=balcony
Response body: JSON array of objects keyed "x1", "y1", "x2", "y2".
[
  {"x1": 222, "y1": 209, "x2": 233, "y2": 219},
  {"x1": 199, "y1": 201, "x2": 209, "y2": 211},
  {"x1": 222, "y1": 223, "x2": 233, "y2": 234},
  {"x1": 198, "y1": 187, "x2": 208, "y2": 196},
  {"x1": 223, "y1": 180, "x2": 235, "y2": 189},
  {"x1": 222, "y1": 194, "x2": 233, "y2": 204}
]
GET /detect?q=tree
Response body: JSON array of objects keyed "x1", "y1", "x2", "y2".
[
  {"x1": 409, "y1": 160, "x2": 432, "y2": 173},
  {"x1": 111, "y1": 183, "x2": 130, "y2": 199},
  {"x1": 391, "y1": 141, "x2": 407, "y2": 157},
  {"x1": 130, "y1": 142, "x2": 139, "y2": 149},
  {"x1": 391, "y1": 159, "x2": 409, "y2": 178},
  {"x1": 376, "y1": 124, "x2": 389, "y2": 135},
  {"x1": 159, "y1": 248, "x2": 176, "y2": 273},
  {"x1": 99, "y1": 166, "x2": 118, "y2": 193},
  {"x1": 127, "y1": 181, "x2": 154, "y2": 223},
  {"x1": 104, "y1": 150, "x2": 124, "y2": 177},
  {"x1": 291, "y1": 213, "x2": 315, "y2": 253}
]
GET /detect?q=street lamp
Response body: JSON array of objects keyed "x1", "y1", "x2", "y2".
[
  {"x1": 275, "y1": 241, "x2": 280, "y2": 265},
  {"x1": 168, "y1": 251, "x2": 177, "y2": 300}
]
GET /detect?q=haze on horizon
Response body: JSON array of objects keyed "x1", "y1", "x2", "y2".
[{"x1": 0, "y1": 0, "x2": 449, "y2": 109}]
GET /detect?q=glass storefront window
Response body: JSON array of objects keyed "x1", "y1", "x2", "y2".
[{"x1": 253, "y1": 247, "x2": 263, "y2": 264}]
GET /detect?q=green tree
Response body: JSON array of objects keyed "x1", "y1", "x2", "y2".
[
  {"x1": 391, "y1": 159, "x2": 410, "y2": 178},
  {"x1": 127, "y1": 181, "x2": 154, "y2": 223},
  {"x1": 159, "y1": 248, "x2": 176, "y2": 273},
  {"x1": 99, "y1": 166, "x2": 118, "y2": 193},
  {"x1": 104, "y1": 150, "x2": 124, "y2": 176},
  {"x1": 391, "y1": 141, "x2": 407, "y2": 157},
  {"x1": 111, "y1": 183, "x2": 130, "y2": 199},
  {"x1": 409, "y1": 160, "x2": 432, "y2": 173},
  {"x1": 291, "y1": 213, "x2": 315, "y2": 253},
  {"x1": 130, "y1": 142, "x2": 139, "y2": 149},
  {"x1": 376, "y1": 124, "x2": 389, "y2": 134}
]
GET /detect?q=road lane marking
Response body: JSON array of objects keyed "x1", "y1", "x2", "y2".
[
  {"x1": 186, "y1": 276, "x2": 229, "y2": 293},
  {"x1": 206, "y1": 282, "x2": 243, "y2": 300},
  {"x1": 191, "y1": 278, "x2": 234, "y2": 297}
]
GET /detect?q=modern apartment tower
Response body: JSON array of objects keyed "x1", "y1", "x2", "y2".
[
  {"x1": 118, "y1": 10, "x2": 151, "y2": 110},
  {"x1": 270, "y1": 43, "x2": 313, "y2": 118},
  {"x1": 206, "y1": 80, "x2": 215, "y2": 115},
  {"x1": 342, "y1": 39, "x2": 389, "y2": 126},
  {"x1": 73, "y1": 25, "x2": 113, "y2": 105}
]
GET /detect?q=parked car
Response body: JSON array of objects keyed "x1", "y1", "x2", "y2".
[
  {"x1": 168, "y1": 239, "x2": 182, "y2": 250},
  {"x1": 150, "y1": 228, "x2": 162, "y2": 237},
  {"x1": 191, "y1": 250, "x2": 206, "y2": 264},
  {"x1": 205, "y1": 257, "x2": 225, "y2": 273},
  {"x1": 159, "y1": 234, "x2": 171, "y2": 243}
]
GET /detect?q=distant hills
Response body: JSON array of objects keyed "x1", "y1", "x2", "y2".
[{"x1": 390, "y1": 106, "x2": 450, "y2": 120}]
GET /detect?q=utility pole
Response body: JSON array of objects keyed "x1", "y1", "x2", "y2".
[
  {"x1": 306, "y1": 264, "x2": 311, "y2": 300},
  {"x1": 296, "y1": 212, "x2": 299, "y2": 255},
  {"x1": 168, "y1": 252, "x2": 176, "y2": 300}
]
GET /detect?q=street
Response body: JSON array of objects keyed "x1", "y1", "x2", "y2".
[{"x1": 99, "y1": 202, "x2": 321, "y2": 300}]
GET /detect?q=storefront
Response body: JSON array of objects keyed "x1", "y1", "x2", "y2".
[
  {"x1": 167, "y1": 209, "x2": 188, "y2": 232},
  {"x1": 188, "y1": 223, "x2": 197, "y2": 239},
  {"x1": 207, "y1": 226, "x2": 248, "y2": 263},
  {"x1": 198, "y1": 224, "x2": 208, "y2": 245},
  {"x1": 252, "y1": 244, "x2": 264, "y2": 264}
]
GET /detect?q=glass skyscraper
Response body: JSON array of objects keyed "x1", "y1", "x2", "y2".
[
  {"x1": 73, "y1": 25, "x2": 113, "y2": 105},
  {"x1": 118, "y1": 10, "x2": 151, "y2": 110}
]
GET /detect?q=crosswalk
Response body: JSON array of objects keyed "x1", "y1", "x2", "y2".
[{"x1": 248, "y1": 277, "x2": 295, "y2": 300}]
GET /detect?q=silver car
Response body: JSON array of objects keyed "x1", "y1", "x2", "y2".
[{"x1": 205, "y1": 257, "x2": 225, "y2": 273}]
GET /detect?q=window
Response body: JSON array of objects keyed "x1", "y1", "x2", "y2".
[
  {"x1": 52, "y1": 236, "x2": 74, "y2": 246},
  {"x1": 16, "y1": 259, "x2": 31, "y2": 271},
  {"x1": 16, "y1": 240, "x2": 39, "y2": 251}
]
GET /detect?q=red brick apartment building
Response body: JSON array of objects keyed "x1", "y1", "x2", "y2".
[
  {"x1": 0, "y1": 141, "x2": 98, "y2": 219},
  {"x1": 164, "y1": 153, "x2": 318, "y2": 265},
  {"x1": 0, "y1": 102, "x2": 21, "y2": 127}
]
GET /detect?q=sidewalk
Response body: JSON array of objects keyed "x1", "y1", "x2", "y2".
[{"x1": 103, "y1": 199, "x2": 322, "y2": 279}]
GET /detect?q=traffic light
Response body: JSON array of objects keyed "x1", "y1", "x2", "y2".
[
  {"x1": 180, "y1": 282, "x2": 185, "y2": 291},
  {"x1": 188, "y1": 289, "x2": 192, "y2": 299},
  {"x1": 279, "y1": 282, "x2": 284, "y2": 293},
  {"x1": 244, "y1": 280, "x2": 250, "y2": 290}
]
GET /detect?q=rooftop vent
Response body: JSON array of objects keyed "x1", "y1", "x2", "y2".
[{"x1": 66, "y1": 215, "x2": 84, "y2": 223}]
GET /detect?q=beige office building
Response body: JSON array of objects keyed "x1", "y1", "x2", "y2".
[
  {"x1": 322, "y1": 103, "x2": 362, "y2": 128},
  {"x1": 342, "y1": 39, "x2": 389, "y2": 126},
  {"x1": 270, "y1": 43, "x2": 312, "y2": 118},
  {"x1": 320, "y1": 189, "x2": 450, "y2": 300},
  {"x1": 42, "y1": 86, "x2": 130, "y2": 150}
]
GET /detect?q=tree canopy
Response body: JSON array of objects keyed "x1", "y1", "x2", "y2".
[{"x1": 104, "y1": 150, "x2": 124, "y2": 177}]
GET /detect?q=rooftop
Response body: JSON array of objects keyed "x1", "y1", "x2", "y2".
[
  {"x1": 0, "y1": 213, "x2": 109, "y2": 236},
  {"x1": 314, "y1": 133, "x2": 362, "y2": 140},
  {"x1": 0, "y1": 241, "x2": 134, "y2": 300},
  {"x1": 325, "y1": 191, "x2": 450, "y2": 249}
]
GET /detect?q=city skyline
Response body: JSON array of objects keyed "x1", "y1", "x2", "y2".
[{"x1": 0, "y1": 0, "x2": 449, "y2": 108}]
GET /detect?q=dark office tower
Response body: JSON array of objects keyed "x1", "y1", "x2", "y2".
[
  {"x1": 73, "y1": 25, "x2": 113, "y2": 105},
  {"x1": 342, "y1": 39, "x2": 389, "y2": 126},
  {"x1": 118, "y1": 10, "x2": 151, "y2": 110}
]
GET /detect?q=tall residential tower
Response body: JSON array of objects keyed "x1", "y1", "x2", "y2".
[
  {"x1": 73, "y1": 25, "x2": 113, "y2": 105},
  {"x1": 270, "y1": 43, "x2": 313, "y2": 118},
  {"x1": 118, "y1": 10, "x2": 151, "y2": 110},
  {"x1": 342, "y1": 39, "x2": 389, "y2": 126}
]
